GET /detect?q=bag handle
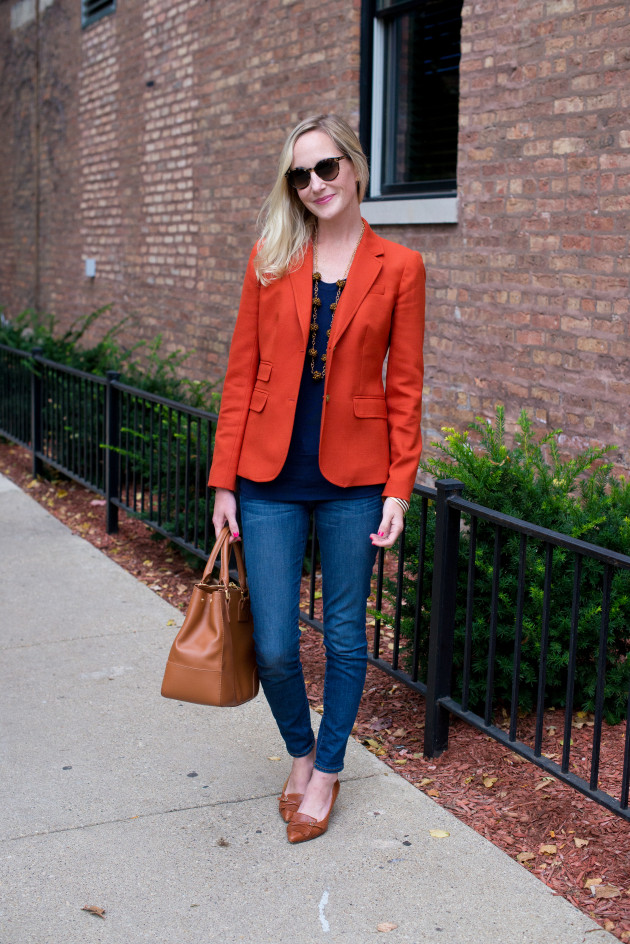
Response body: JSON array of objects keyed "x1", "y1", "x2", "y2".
[{"x1": 200, "y1": 526, "x2": 249, "y2": 595}]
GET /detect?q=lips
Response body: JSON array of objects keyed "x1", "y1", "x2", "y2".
[{"x1": 314, "y1": 194, "x2": 334, "y2": 205}]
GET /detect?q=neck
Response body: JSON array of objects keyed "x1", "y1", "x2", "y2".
[{"x1": 314, "y1": 207, "x2": 364, "y2": 246}]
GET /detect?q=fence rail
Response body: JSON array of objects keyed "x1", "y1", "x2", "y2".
[{"x1": 1, "y1": 344, "x2": 628, "y2": 820}]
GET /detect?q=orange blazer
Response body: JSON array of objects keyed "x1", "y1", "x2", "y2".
[{"x1": 208, "y1": 221, "x2": 425, "y2": 502}]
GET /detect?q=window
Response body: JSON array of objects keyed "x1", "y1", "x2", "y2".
[
  {"x1": 360, "y1": 0, "x2": 463, "y2": 224},
  {"x1": 81, "y1": 0, "x2": 116, "y2": 29}
]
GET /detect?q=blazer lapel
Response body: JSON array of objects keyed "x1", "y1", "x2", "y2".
[
  {"x1": 328, "y1": 223, "x2": 383, "y2": 346},
  {"x1": 289, "y1": 241, "x2": 315, "y2": 345}
]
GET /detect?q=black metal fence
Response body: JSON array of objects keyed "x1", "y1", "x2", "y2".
[
  {"x1": 0, "y1": 346, "x2": 219, "y2": 560},
  {"x1": 1, "y1": 344, "x2": 628, "y2": 821}
]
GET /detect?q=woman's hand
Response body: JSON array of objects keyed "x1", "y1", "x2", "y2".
[
  {"x1": 370, "y1": 497, "x2": 405, "y2": 549},
  {"x1": 212, "y1": 488, "x2": 241, "y2": 542}
]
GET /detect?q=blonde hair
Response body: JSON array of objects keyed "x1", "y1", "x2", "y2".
[{"x1": 254, "y1": 114, "x2": 369, "y2": 285}]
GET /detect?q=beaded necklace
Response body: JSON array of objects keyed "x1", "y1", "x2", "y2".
[{"x1": 309, "y1": 221, "x2": 365, "y2": 382}]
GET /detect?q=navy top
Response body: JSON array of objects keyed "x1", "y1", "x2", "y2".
[{"x1": 239, "y1": 280, "x2": 384, "y2": 502}]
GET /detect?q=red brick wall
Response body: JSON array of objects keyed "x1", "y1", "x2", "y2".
[
  {"x1": 1, "y1": 0, "x2": 629, "y2": 470},
  {"x1": 382, "y1": 0, "x2": 630, "y2": 467}
]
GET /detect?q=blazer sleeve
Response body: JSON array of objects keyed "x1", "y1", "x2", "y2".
[
  {"x1": 383, "y1": 249, "x2": 426, "y2": 502},
  {"x1": 208, "y1": 246, "x2": 261, "y2": 491}
]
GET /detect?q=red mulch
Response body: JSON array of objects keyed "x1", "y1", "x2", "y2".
[{"x1": 1, "y1": 440, "x2": 629, "y2": 940}]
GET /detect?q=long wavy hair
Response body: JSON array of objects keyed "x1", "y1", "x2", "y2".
[{"x1": 254, "y1": 114, "x2": 369, "y2": 285}]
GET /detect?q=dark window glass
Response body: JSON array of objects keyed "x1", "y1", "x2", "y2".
[
  {"x1": 368, "y1": 0, "x2": 463, "y2": 197},
  {"x1": 81, "y1": 0, "x2": 116, "y2": 29}
]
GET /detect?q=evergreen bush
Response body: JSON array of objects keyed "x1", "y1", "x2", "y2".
[
  {"x1": 395, "y1": 408, "x2": 630, "y2": 724},
  {"x1": 0, "y1": 307, "x2": 221, "y2": 411}
]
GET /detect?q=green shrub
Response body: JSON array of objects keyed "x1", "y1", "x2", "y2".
[
  {"x1": 394, "y1": 407, "x2": 630, "y2": 724},
  {"x1": 0, "y1": 306, "x2": 222, "y2": 553},
  {"x1": 0, "y1": 307, "x2": 221, "y2": 411}
]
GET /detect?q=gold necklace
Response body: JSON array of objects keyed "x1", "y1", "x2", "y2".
[{"x1": 309, "y1": 221, "x2": 365, "y2": 382}]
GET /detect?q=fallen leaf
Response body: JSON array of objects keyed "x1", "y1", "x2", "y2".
[
  {"x1": 594, "y1": 885, "x2": 621, "y2": 899},
  {"x1": 584, "y1": 876, "x2": 602, "y2": 888},
  {"x1": 604, "y1": 921, "x2": 616, "y2": 932},
  {"x1": 377, "y1": 923, "x2": 398, "y2": 932},
  {"x1": 516, "y1": 852, "x2": 536, "y2": 863},
  {"x1": 539, "y1": 844, "x2": 557, "y2": 855},
  {"x1": 393, "y1": 758, "x2": 407, "y2": 765},
  {"x1": 429, "y1": 829, "x2": 450, "y2": 838},
  {"x1": 314, "y1": 590, "x2": 322, "y2": 599},
  {"x1": 363, "y1": 738, "x2": 382, "y2": 750},
  {"x1": 267, "y1": 756, "x2": 281, "y2": 761},
  {"x1": 166, "y1": 619, "x2": 175, "y2": 626},
  {"x1": 392, "y1": 728, "x2": 407, "y2": 738},
  {"x1": 56, "y1": 489, "x2": 68, "y2": 498},
  {"x1": 90, "y1": 498, "x2": 106, "y2": 506},
  {"x1": 534, "y1": 777, "x2": 554, "y2": 791},
  {"x1": 427, "y1": 789, "x2": 440, "y2": 797},
  {"x1": 418, "y1": 778, "x2": 433, "y2": 786},
  {"x1": 574, "y1": 837, "x2": 589, "y2": 848},
  {"x1": 82, "y1": 906, "x2": 106, "y2": 919},
  {"x1": 483, "y1": 776, "x2": 498, "y2": 788}
]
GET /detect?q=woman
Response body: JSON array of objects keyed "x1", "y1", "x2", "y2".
[{"x1": 210, "y1": 114, "x2": 425, "y2": 843}]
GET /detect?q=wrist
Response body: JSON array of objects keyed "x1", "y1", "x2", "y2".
[{"x1": 384, "y1": 496, "x2": 409, "y2": 517}]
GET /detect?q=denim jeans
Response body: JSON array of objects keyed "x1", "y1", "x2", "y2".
[{"x1": 239, "y1": 494, "x2": 382, "y2": 773}]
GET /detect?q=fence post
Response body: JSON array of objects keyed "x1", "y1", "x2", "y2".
[
  {"x1": 105, "y1": 370, "x2": 120, "y2": 534},
  {"x1": 31, "y1": 347, "x2": 43, "y2": 478},
  {"x1": 424, "y1": 478, "x2": 464, "y2": 758}
]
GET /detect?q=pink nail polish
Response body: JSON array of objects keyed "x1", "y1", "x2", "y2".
[
  {"x1": 378, "y1": 531, "x2": 384, "y2": 537},
  {"x1": 233, "y1": 531, "x2": 239, "y2": 538}
]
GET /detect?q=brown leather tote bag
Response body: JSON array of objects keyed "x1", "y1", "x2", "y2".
[{"x1": 161, "y1": 526, "x2": 259, "y2": 707}]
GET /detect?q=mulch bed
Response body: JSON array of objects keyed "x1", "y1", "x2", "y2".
[{"x1": 1, "y1": 439, "x2": 629, "y2": 940}]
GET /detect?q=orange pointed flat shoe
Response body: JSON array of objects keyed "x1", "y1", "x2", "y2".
[
  {"x1": 286, "y1": 779, "x2": 340, "y2": 844},
  {"x1": 279, "y1": 778, "x2": 304, "y2": 823}
]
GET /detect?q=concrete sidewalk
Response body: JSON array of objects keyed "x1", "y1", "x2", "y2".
[{"x1": 0, "y1": 472, "x2": 615, "y2": 944}]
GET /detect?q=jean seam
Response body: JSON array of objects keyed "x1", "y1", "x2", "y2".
[
  {"x1": 289, "y1": 736, "x2": 316, "y2": 760},
  {"x1": 314, "y1": 762, "x2": 342, "y2": 774}
]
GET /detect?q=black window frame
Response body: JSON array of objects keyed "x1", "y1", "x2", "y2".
[
  {"x1": 360, "y1": 0, "x2": 463, "y2": 201},
  {"x1": 81, "y1": 0, "x2": 116, "y2": 30}
]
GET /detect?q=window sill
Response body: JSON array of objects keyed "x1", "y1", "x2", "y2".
[{"x1": 361, "y1": 196, "x2": 458, "y2": 226}]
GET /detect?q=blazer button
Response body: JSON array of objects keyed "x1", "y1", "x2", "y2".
[{"x1": 326, "y1": 395, "x2": 330, "y2": 402}]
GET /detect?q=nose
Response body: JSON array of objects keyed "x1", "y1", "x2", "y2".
[{"x1": 309, "y1": 171, "x2": 327, "y2": 192}]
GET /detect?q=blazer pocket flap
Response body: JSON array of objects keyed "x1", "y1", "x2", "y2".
[
  {"x1": 249, "y1": 389, "x2": 268, "y2": 413},
  {"x1": 353, "y1": 396, "x2": 387, "y2": 419},
  {"x1": 256, "y1": 361, "x2": 272, "y2": 382}
]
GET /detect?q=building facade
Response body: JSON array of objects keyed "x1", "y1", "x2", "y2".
[{"x1": 1, "y1": 0, "x2": 629, "y2": 467}]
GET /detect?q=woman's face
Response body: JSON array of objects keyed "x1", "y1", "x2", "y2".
[{"x1": 290, "y1": 130, "x2": 359, "y2": 226}]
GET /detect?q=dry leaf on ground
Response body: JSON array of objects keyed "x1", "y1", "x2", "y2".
[
  {"x1": 594, "y1": 886, "x2": 622, "y2": 900},
  {"x1": 377, "y1": 922, "x2": 398, "y2": 932},
  {"x1": 82, "y1": 906, "x2": 106, "y2": 919}
]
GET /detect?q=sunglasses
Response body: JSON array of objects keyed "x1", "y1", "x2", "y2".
[{"x1": 285, "y1": 156, "x2": 347, "y2": 191}]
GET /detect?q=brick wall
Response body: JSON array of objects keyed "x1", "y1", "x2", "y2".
[
  {"x1": 382, "y1": 0, "x2": 630, "y2": 466},
  {"x1": 1, "y1": 0, "x2": 629, "y2": 470}
]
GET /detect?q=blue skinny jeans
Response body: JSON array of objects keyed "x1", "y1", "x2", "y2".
[{"x1": 239, "y1": 494, "x2": 382, "y2": 773}]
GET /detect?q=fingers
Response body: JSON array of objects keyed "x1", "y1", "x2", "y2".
[
  {"x1": 212, "y1": 488, "x2": 241, "y2": 542},
  {"x1": 370, "y1": 498, "x2": 404, "y2": 548}
]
